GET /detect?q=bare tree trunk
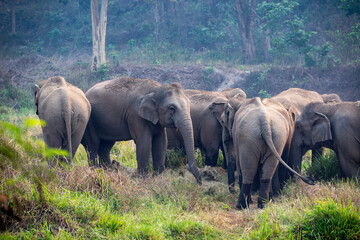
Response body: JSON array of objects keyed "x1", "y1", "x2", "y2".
[
  {"x1": 264, "y1": 28, "x2": 271, "y2": 62},
  {"x1": 234, "y1": 0, "x2": 256, "y2": 63},
  {"x1": 91, "y1": 0, "x2": 108, "y2": 71},
  {"x1": 154, "y1": 0, "x2": 160, "y2": 50},
  {"x1": 99, "y1": 0, "x2": 107, "y2": 65}
]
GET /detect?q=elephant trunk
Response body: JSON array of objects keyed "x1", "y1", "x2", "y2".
[
  {"x1": 289, "y1": 132, "x2": 304, "y2": 174},
  {"x1": 175, "y1": 116, "x2": 202, "y2": 184}
]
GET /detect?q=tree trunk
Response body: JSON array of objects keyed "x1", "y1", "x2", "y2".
[
  {"x1": 91, "y1": 0, "x2": 108, "y2": 71},
  {"x1": 264, "y1": 28, "x2": 271, "y2": 62},
  {"x1": 234, "y1": 0, "x2": 256, "y2": 63}
]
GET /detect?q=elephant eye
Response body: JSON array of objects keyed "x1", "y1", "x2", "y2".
[
  {"x1": 169, "y1": 105, "x2": 176, "y2": 112},
  {"x1": 312, "y1": 119, "x2": 318, "y2": 127}
]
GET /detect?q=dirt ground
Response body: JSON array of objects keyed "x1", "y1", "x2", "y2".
[{"x1": 1, "y1": 54, "x2": 359, "y2": 101}]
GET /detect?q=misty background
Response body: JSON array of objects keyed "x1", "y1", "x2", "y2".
[{"x1": 0, "y1": 0, "x2": 359, "y2": 109}]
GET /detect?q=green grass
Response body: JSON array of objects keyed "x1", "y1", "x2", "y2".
[
  {"x1": 298, "y1": 199, "x2": 360, "y2": 239},
  {"x1": 304, "y1": 149, "x2": 341, "y2": 181},
  {"x1": 1, "y1": 110, "x2": 360, "y2": 239}
]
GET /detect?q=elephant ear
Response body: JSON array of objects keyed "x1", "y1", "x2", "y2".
[
  {"x1": 287, "y1": 106, "x2": 297, "y2": 127},
  {"x1": 311, "y1": 112, "x2": 332, "y2": 145},
  {"x1": 139, "y1": 93, "x2": 159, "y2": 124},
  {"x1": 224, "y1": 103, "x2": 235, "y2": 137},
  {"x1": 34, "y1": 84, "x2": 41, "y2": 115},
  {"x1": 209, "y1": 99, "x2": 226, "y2": 125}
]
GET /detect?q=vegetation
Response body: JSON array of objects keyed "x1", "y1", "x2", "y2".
[
  {"x1": 1, "y1": 109, "x2": 359, "y2": 239},
  {"x1": 0, "y1": 1, "x2": 359, "y2": 238},
  {"x1": 0, "y1": 0, "x2": 359, "y2": 65}
]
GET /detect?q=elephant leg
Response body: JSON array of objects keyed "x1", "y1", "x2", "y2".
[
  {"x1": 204, "y1": 149, "x2": 219, "y2": 167},
  {"x1": 221, "y1": 145, "x2": 227, "y2": 169},
  {"x1": 134, "y1": 133, "x2": 152, "y2": 176},
  {"x1": 81, "y1": 122, "x2": 100, "y2": 167},
  {"x1": 271, "y1": 166, "x2": 280, "y2": 197},
  {"x1": 152, "y1": 128, "x2": 167, "y2": 173},
  {"x1": 70, "y1": 127, "x2": 86, "y2": 159},
  {"x1": 337, "y1": 146, "x2": 360, "y2": 179},
  {"x1": 258, "y1": 155, "x2": 279, "y2": 209},
  {"x1": 258, "y1": 179, "x2": 271, "y2": 209},
  {"x1": 237, "y1": 146, "x2": 258, "y2": 209},
  {"x1": 251, "y1": 169, "x2": 260, "y2": 193},
  {"x1": 98, "y1": 140, "x2": 116, "y2": 168},
  {"x1": 236, "y1": 183, "x2": 252, "y2": 209},
  {"x1": 225, "y1": 141, "x2": 236, "y2": 193},
  {"x1": 227, "y1": 156, "x2": 236, "y2": 193},
  {"x1": 43, "y1": 130, "x2": 64, "y2": 165}
]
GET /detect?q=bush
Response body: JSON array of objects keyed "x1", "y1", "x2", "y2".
[
  {"x1": 304, "y1": 150, "x2": 341, "y2": 181},
  {"x1": 297, "y1": 199, "x2": 360, "y2": 239}
]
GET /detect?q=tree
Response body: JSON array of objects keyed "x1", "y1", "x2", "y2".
[
  {"x1": 91, "y1": 0, "x2": 108, "y2": 71},
  {"x1": 234, "y1": 0, "x2": 257, "y2": 63}
]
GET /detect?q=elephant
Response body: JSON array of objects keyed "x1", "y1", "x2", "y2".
[
  {"x1": 270, "y1": 88, "x2": 338, "y2": 190},
  {"x1": 320, "y1": 93, "x2": 342, "y2": 103},
  {"x1": 81, "y1": 77, "x2": 202, "y2": 184},
  {"x1": 227, "y1": 97, "x2": 314, "y2": 209},
  {"x1": 209, "y1": 95, "x2": 246, "y2": 193},
  {"x1": 167, "y1": 88, "x2": 246, "y2": 167},
  {"x1": 289, "y1": 101, "x2": 360, "y2": 179},
  {"x1": 34, "y1": 76, "x2": 91, "y2": 161}
]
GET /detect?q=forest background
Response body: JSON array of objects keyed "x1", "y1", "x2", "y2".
[{"x1": 0, "y1": 0, "x2": 359, "y2": 107}]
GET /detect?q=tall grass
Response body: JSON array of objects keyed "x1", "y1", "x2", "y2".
[{"x1": 1, "y1": 110, "x2": 360, "y2": 239}]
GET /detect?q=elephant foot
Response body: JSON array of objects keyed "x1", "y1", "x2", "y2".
[
  {"x1": 258, "y1": 179, "x2": 271, "y2": 209},
  {"x1": 228, "y1": 185, "x2": 235, "y2": 194},
  {"x1": 236, "y1": 183, "x2": 252, "y2": 210}
]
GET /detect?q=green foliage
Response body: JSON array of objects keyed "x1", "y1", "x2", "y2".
[
  {"x1": 0, "y1": 84, "x2": 34, "y2": 109},
  {"x1": 92, "y1": 63, "x2": 110, "y2": 81},
  {"x1": 340, "y1": 0, "x2": 360, "y2": 18},
  {"x1": 304, "y1": 150, "x2": 341, "y2": 181},
  {"x1": 257, "y1": 0, "x2": 321, "y2": 65},
  {"x1": 1, "y1": 110, "x2": 360, "y2": 239},
  {"x1": 298, "y1": 199, "x2": 360, "y2": 239}
]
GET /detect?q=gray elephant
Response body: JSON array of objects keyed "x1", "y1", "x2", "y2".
[
  {"x1": 34, "y1": 76, "x2": 91, "y2": 161},
  {"x1": 81, "y1": 77, "x2": 201, "y2": 183},
  {"x1": 229, "y1": 97, "x2": 314, "y2": 209},
  {"x1": 290, "y1": 101, "x2": 360, "y2": 179},
  {"x1": 209, "y1": 95, "x2": 246, "y2": 193},
  {"x1": 270, "y1": 88, "x2": 339, "y2": 190},
  {"x1": 167, "y1": 88, "x2": 246, "y2": 167},
  {"x1": 320, "y1": 93, "x2": 342, "y2": 103}
]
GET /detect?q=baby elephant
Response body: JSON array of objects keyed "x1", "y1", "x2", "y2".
[{"x1": 34, "y1": 76, "x2": 91, "y2": 161}]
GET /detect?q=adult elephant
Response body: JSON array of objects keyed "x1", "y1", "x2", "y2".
[
  {"x1": 34, "y1": 76, "x2": 91, "y2": 161},
  {"x1": 271, "y1": 88, "x2": 330, "y2": 191},
  {"x1": 229, "y1": 97, "x2": 314, "y2": 209},
  {"x1": 81, "y1": 77, "x2": 201, "y2": 184},
  {"x1": 290, "y1": 101, "x2": 360, "y2": 179},
  {"x1": 167, "y1": 88, "x2": 246, "y2": 167},
  {"x1": 209, "y1": 95, "x2": 245, "y2": 193}
]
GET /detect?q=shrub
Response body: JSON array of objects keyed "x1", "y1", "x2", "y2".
[
  {"x1": 297, "y1": 199, "x2": 360, "y2": 239},
  {"x1": 304, "y1": 150, "x2": 341, "y2": 181}
]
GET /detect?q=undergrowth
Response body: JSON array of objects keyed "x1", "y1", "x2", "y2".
[{"x1": 0, "y1": 111, "x2": 359, "y2": 239}]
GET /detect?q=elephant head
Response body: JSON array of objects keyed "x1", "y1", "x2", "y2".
[
  {"x1": 139, "y1": 83, "x2": 201, "y2": 183},
  {"x1": 290, "y1": 104, "x2": 333, "y2": 172}
]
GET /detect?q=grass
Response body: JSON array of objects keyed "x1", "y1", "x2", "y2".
[{"x1": 1, "y1": 110, "x2": 360, "y2": 239}]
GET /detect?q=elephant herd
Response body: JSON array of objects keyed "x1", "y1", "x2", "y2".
[{"x1": 34, "y1": 76, "x2": 360, "y2": 209}]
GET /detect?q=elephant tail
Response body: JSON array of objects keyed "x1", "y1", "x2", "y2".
[
  {"x1": 62, "y1": 88, "x2": 73, "y2": 161},
  {"x1": 260, "y1": 109, "x2": 315, "y2": 185}
]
